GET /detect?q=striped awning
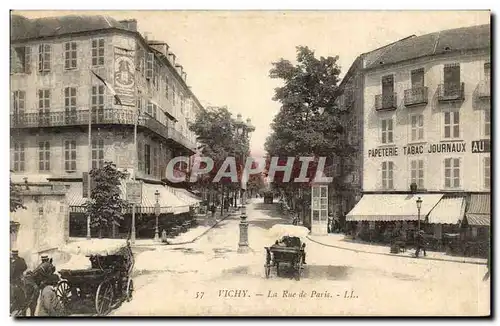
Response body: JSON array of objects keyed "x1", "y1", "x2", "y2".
[
  {"x1": 67, "y1": 181, "x2": 191, "y2": 215},
  {"x1": 346, "y1": 194, "x2": 443, "y2": 222},
  {"x1": 172, "y1": 188, "x2": 202, "y2": 205},
  {"x1": 427, "y1": 196, "x2": 465, "y2": 224},
  {"x1": 465, "y1": 194, "x2": 490, "y2": 226}
]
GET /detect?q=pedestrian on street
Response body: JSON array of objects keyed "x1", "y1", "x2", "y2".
[
  {"x1": 37, "y1": 274, "x2": 65, "y2": 316},
  {"x1": 210, "y1": 204, "x2": 216, "y2": 219},
  {"x1": 415, "y1": 230, "x2": 427, "y2": 258},
  {"x1": 10, "y1": 250, "x2": 27, "y2": 286}
]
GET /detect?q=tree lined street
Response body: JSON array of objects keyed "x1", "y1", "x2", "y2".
[{"x1": 113, "y1": 198, "x2": 489, "y2": 316}]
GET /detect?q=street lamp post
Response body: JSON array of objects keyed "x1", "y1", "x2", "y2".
[
  {"x1": 416, "y1": 196, "x2": 423, "y2": 232},
  {"x1": 154, "y1": 190, "x2": 160, "y2": 242},
  {"x1": 234, "y1": 114, "x2": 254, "y2": 253}
]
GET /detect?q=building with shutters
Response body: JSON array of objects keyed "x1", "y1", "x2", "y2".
[
  {"x1": 346, "y1": 24, "x2": 491, "y2": 249},
  {"x1": 10, "y1": 14, "x2": 203, "y2": 238}
]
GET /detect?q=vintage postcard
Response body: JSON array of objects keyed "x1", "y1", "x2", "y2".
[{"x1": 9, "y1": 10, "x2": 491, "y2": 317}]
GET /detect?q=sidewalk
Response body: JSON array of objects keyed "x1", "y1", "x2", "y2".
[
  {"x1": 307, "y1": 233, "x2": 487, "y2": 265},
  {"x1": 133, "y1": 208, "x2": 236, "y2": 247}
]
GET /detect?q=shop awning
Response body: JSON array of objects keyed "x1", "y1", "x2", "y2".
[
  {"x1": 173, "y1": 188, "x2": 203, "y2": 205},
  {"x1": 346, "y1": 194, "x2": 443, "y2": 222},
  {"x1": 426, "y1": 196, "x2": 465, "y2": 224},
  {"x1": 67, "y1": 181, "x2": 191, "y2": 215},
  {"x1": 465, "y1": 194, "x2": 490, "y2": 226}
]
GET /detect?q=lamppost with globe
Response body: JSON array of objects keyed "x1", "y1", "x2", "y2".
[
  {"x1": 416, "y1": 196, "x2": 422, "y2": 232},
  {"x1": 154, "y1": 189, "x2": 160, "y2": 242},
  {"x1": 234, "y1": 113, "x2": 255, "y2": 253}
]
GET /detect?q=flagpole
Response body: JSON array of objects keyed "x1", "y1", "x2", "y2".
[{"x1": 87, "y1": 70, "x2": 93, "y2": 240}]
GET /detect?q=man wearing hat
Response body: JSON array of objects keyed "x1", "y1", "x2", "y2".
[
  {"x1": 37, "y1": 274, "x2": 65, "y2": 316},
  {"x1": 33, "y1": 255, "x2": 56, "y2": 280},
  {"x1": 414, "y1": 230, "x2": 427, "y2": 258},
  {"x1": 10, "y1": 250, "x2": 27, "y2": 285}
]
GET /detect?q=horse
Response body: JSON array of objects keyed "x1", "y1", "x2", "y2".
[{"x1": 10, "y1": 260, "x2": 56, "y2": 317}]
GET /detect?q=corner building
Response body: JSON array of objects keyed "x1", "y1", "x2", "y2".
[
  {"x1": 347, "y1": 24, "x2": 491, "y2": 250},
  {"x1": 10, "y1": 14, "x2": 202, "y2": 239}
]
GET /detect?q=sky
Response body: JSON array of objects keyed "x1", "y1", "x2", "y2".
[{"x1": 14, "y1": 10, "x2": 490, "y2": 157}]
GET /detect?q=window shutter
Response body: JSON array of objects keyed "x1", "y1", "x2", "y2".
[
  {"x1": 24, "y1": 46, "x2": 31, "y2": 74},
  {"x1": 146, "y1": 53, "x2": 154, "y2": 79}
]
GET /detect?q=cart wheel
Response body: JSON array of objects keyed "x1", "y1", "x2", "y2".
[
  {"x1": 265, "y1": 265, "x2": 271, "y2": 278},
  {"x1": 126, "y1": 278, "x2": 134, "y2": 302},
  {"x1": 95, "y1": 281, "x2": 114, "y2": 316},
  {"x1": 56, "y1": 280, "x2": 72, "y2": 307}
]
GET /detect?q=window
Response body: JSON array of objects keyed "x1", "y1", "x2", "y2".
[
  {"x1": 92, "y1": 139, "x2": 104, "y2": 169},
  {"x1": 443, "y1": 63, "x2": 460, "y2": 95},
  {"x1": 381, "y1": 161, "x2": 394, "y2": 189},
  {"x1": 91, "y1": 85, "x2": 105, "y2": 122},
  {"x1": 484, "y1": 156, "x2": 490, "y2": 189},
  {"x1": 13, "y1": 91, "x2": 25, "y2": 115},
  {"x1": 144, "y1": 144, "x2": 151, "y2": 175},
  {"x1": 147, "y1": 102, "x2": 157, "y2": 119},
  {"x1": 410, "y1": 114, "x2": 424, "y2": 141},
  {"x1": 11, "y1": 46, "x2": 31, "y2": 74},
  {"x1": 180, "y1": 94, "x2": 185, "y2": 114},
  {"x1": 381, "y1": 118, "x2": 393, "y2": 144},
  {"x1": 444, "y1": 158, "x2": 460, "y2": 188},
  {"x1": 91, "y1": 39, "x2": 105, "y2": 66},
  {"x1": 146, "y1": 53, "x2": 154, "y2": 79},
  {"x1": 153, "y1": 146, "x2": 158, "y2": 177},
  {"x1": 138, "y1": 141, "x2": 144, "y2": 172},
  {"x1": 64, "y1": 140, "x2": 77, "y2": 172},
  {"x1": 381, "y1": 74, "x2": 395, "y2": 107},
  {"x1": 443, "y1": 111, "x2": 460, "y2": 139},
  {"x1": 410, "y1": 159, "x2": 424, "y2": 189},
  {"x1": 136, "y1": 46, "x2": 145, "y2": 74},
  {"x1": 38, "y1": 44, "x2": 51, "y2": 72},
  {"x1": 484, "y1": 62, "x2": 491, "y2": 82},
  {"x1": 64, "y1": 87, "x2": 77, "y2": 122},
  {"x1": 484, "y1": 109, "x2": 490, "y2": 137},
  {"x1": 172, "y1": 85, "x2": 176, "y2": 105},
  {"x1": 411, "y1": 68, "x2": 424, "y2": 88},
  {"x1": 64, "y1": 42, "x2": 77, "y2": 70},
  {"x1": 13, "y1": 142, "x2": 25, "y2": 172},
  {"x1": 38, "y1": 89, "x2": 51, "y2": 125},
  {"x1": 38, "y1": 141, "x2": 50, "y2": 171},
  {"x1": 165, "y1": 76, "x2": 169, "y2": 99}
]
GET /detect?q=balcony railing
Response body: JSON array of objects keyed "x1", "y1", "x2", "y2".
[
  {"x1": 374, "y1": 93, "x2": 397, "y2": 111},
  {"x1": 168, "y1": 128, "x2": 197, "y2": 151},
  {"x1": 10, "y1": 108, "x2": 170, "y2": 140},
  {"x1": 477, "y1": 79, "x2": 491, "y2": 99},
  {"x1": 437, "y1": 82, "x2": 465, "y2": 102},
  {"x1": 404, "y1": 86, "x2": 428, "y2": 107}
]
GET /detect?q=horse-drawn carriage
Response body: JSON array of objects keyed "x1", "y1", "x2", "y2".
[
  {"x1": 265, "y1": 225, "x2": 307, "y2": 280},
  {"x1": 56, "y1": 241, "x2": 134, "y2": 316}
]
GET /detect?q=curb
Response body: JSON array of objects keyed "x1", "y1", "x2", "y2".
[
  {"x1": 306, "y1": 236, "x2": 487, "y2": 266},
  {"x1": 132, "y1": 211, "x2": 236, "y2": 248}
]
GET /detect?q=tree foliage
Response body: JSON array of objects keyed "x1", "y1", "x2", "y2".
[
  {"x1": 83, "y1": 161, "x2": 129, "y2": 234},
  {"x1": 265, "y1": 46, "x2": 357, "y2": 194},
  {"x1": 188, "y1": 106, "x2": 252, "y2": 193},
  {"x1": 10, "y1": 174, "x2": 26, "y2": 213}
]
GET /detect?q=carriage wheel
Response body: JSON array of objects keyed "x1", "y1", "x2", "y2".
[
  {"x1": 56, "y1": 280, "x2": 72, "y2": 308},
  {"x1": 95, "y1": 281, "x2": 114, "y2": 316},
  {"x1": 126, "y1": 278, "x2": 134, "y2": 302},
  {"x1": 265, "y1": 264, "x2": 271, "y2": 278}
]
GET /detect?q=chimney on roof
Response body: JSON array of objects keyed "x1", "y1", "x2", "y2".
[
  {"x1": 175, "y1": 64, "x2": 183, "y2": 76},
  {"x1": 182, "y1": 72, "x2": 187, "y2": 83},
  {"x1": 168, "y1": 52, "x2": 176, "y2": 66},
  {"x1": 119, "y1": 19, "x2": 137, "y2": 32},
  {"x1": 148, "y1": 42, "x2": 169, "y2": 57},
  {"x1": 144, "y1": 32, "x2": 150, "y2": 41}
]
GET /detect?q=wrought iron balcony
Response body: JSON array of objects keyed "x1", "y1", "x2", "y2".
[
  {"x1": 404, "y1": 86, "x2": 428, "y2": 107},
  {"x1": 437, "y1": 82, "x2": 465, "y2": 102},
  {"x1": 10, "y1": 108, "x2": 170, "y2": 140},
  {"x1": 374, "y1": 93, "x2": 397, "y2": 111},
  {"x1": 477, "y1": 79, "x2": 491, "y2": 99},
  {"x1": 168, "y1": 128, "x2": 197, "y2": 152}
]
